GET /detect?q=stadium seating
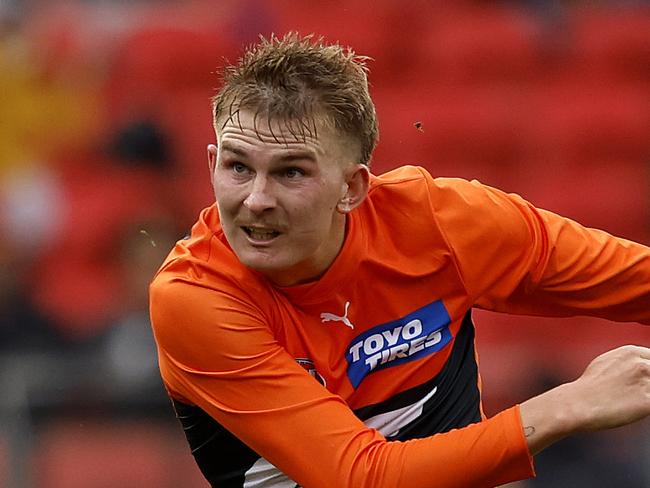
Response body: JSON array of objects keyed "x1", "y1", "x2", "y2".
[
  {"x1": 29, "y1": 161, "x2": 174, "y2": 338},
  {"x1": 570, "y1": 6, "x2": 650, "y2": 82},
  {"x1": 513, "y1": 156, "x2": 648, "y2": 243},
  {"x1": 520, "y1": 76, "x2": 650, "y2": 163},
  {"x1": 372, "y1": 82, "x2": 527, "y2": 191},
  {"x1": 32, "y1": 420, "x2": 206, "y2": 488},
  {"x1": 2, "y1": 2, "x2": 649, "y2": 485},
  {"x1": 104, "y1": 26, "x2": 237, "y2": 123},
  {"x1": 269, "y1": 0, "x2": 439, "y2": 82},
  {"x1": 412, "y1": 5, "x2": 545, "y2": 86}
]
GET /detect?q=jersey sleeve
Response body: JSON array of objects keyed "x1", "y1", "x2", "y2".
[
  {"x1": 426, "y1": 173, "x2": 650, "y2": 323},
  {"x1": 150, "y1": 275, "x2": 534, "y2": 488}
]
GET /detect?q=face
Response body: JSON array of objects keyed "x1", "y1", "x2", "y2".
[{"x1": 209, "y1": 110, "x2": 369, "y2": 286}]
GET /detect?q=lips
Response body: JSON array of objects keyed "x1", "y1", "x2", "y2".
[{"x1": 242, "y1": 226, "x2": 281, "y2": 242}]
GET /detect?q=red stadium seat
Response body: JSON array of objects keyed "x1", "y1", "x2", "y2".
[
  {"x1": 569, "y1": 6, "x2": 650, "y2": 82},
  {"x1": 510, "y1": 156, "x2": 649, "y2": 244},
  {"x1": 29, "y1": 160, "x2": 175, "y2": 338},
  {"x1": 520, "y1": 77, "x2": 650, "y2": 163},
  {"x1": 372, "y1": 83, "x2": 525, "y2": 188},
  {"x1": 104, "y1": 27, "x2": 238, "y2": 124},
  {"x1": 160, "y1": 91, "x2": 217, "y2": 218},
  {"x1": 268, "y1": 0, "x2": 435, "y2": 82},
  {"x1": 33, "y1": 422, "x2": 168, "y2": 488},
  {"x1": 32, "y1": 420, "x2": 206, "y2": 488},
  {"x1": 413, "y1": 5, "x2": 545, "y2": 85},
  {"x1": 103, "y1": 27, "x2": 237, "y2": 219},
  {"x1": 244, "y1": 1, "x2": 379, "y2": 56},
  {"x1": 475, "y1": 310, "x2": 650, "y2": 412}
]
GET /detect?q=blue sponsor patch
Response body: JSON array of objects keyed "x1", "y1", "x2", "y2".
[{"x1": 345, "y1": 300, "x2": 452, "y2": 388}]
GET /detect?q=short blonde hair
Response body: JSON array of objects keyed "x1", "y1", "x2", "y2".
[{"x1": 212, "y1": 33, "x2": 378, "y2": 166}]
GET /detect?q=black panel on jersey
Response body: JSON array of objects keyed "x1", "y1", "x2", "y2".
[
  {"x1": 353, "y1": 310, "x2": 481, "y2": 440},
  {"x1": 171, "y1": 399, "x2": 260, "y2": 487}
]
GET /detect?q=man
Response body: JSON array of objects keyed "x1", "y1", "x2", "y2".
[{"x1": 149, "y1": 33, "x2": 650, "y2": 487}]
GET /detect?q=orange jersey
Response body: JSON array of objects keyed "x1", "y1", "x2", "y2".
[{"x1": 150, "y1": 166, "x2": 650, "y2": 487}]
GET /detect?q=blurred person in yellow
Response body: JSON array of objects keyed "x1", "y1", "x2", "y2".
[
  {"x1": 0, "y1": 5, "x2": 104, "y2": 352},
  {"x1": 149, "y1": 33, "x2": 649, "y2": 488},
  {"x1": 0, "y1": 5, "x2": 102, "y2": 255}
]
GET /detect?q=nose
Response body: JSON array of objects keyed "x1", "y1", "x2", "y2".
[{"x1": 243, "y1": 174, "x2": 276, "y2": 213}]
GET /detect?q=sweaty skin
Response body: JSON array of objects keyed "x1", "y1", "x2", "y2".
[{"x1": 209, "y1": 110, "x2": 369, "y2": 286}]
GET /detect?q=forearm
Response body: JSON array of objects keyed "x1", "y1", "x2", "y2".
[
  {"x1": 392, "y1": 406, "x2": 534, "y2": 488},
  {"x1": 518, "y1": 383, "x2": 577, "y2": 455}
]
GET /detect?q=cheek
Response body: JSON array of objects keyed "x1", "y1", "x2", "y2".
[
  {"x1": 213, "y1": 181, "x2": 240, "y2": 209},
  {"x1": 288, "y1": 198, "x2": 338, "y2": 235}
]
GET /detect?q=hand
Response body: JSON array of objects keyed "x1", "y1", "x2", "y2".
[
  {"x1": 568, "y1": 345, "x2": 650, "y2": 431},
  {"x1": 519, "y1": 345, "x2": 650, "y2": 455}
]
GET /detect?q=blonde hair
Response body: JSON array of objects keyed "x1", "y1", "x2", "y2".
[{"x1": 212, "y1": 33, "x2": 378, "y2": 166}]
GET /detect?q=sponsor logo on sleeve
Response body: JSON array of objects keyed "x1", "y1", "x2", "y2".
[
  {"x1": 295, "y1": 358, "x2": 326, "y2": 387},
  {"x1": 345, "y1": 300, "x2": 452, "y2": 388}
]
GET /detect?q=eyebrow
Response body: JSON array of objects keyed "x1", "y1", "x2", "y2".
[
  {"x1": 220, "y1": 143, "x2": 317, "y2": 163},
  {"x1": 220, "y1": 144, "x2": 246, "y2": 157}
]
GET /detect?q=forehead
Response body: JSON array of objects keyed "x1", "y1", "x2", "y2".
[
  {"x1": 216, "y1": 109, "x2": 357, "y2": 159},
  {"x1": 217, "y1": 108, "x2": 330, "y2": 143}
]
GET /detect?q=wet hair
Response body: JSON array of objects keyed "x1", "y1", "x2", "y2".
[{"x1": 212, "y1": 32, "x2": 378, "y2": 166}]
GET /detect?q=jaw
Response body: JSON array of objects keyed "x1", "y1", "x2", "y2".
[
  {"x1": 221, "y1": 207, "x2": 348, "y2": 286},
  {"x1": 249, "y1": 216, "x2": 348, "y2": 287}
]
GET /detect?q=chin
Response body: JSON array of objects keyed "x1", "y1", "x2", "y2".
[
  {"x1": 239, "y1": 253, "x2": 309, "y2": 286},
  {"x1": 237, "y1": 251, "x2": 291, "y2": 274}
]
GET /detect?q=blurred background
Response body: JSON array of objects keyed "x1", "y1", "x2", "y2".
[{"x1": 0, "y1": 0, "x2": 648, "y2": 486}]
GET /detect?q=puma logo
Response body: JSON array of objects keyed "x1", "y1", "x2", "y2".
[{"x1": 320, "y1": 301, "x2": 355, "y2": 329}]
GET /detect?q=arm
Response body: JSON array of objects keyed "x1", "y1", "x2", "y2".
[
  {"x1": 150, "y1": 277, "x2": 534, "y2": 488},
  {"x1": 428, "y1": 176, "x2": 650, "y2": 323},
  {"x1": 520, "y1": 345, "x2": 650, "y2": 455},
  {"x1": 151, "y1": 277, "x2": 650, "y2": 487}
]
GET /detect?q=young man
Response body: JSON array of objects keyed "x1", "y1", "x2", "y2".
[{"x1": 149, "y1": 34, "x2": 650, "y2": 487}]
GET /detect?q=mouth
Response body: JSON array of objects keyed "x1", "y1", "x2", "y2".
[{"x1": 242, "y1": 226, "x2": 281, "y2": 242}]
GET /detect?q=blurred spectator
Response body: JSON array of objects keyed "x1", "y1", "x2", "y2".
[
  {"x1": 0, "y1": 4, "x2": 78, "y2": 353},
  {"x1": 102, "y1": 217, "x2": 180, "y2": 402},
  {"x1": 27, "y1": 141, "x2": 180, "y2": 342},
  {"x1": 0, "y1": 236, "x2": 62, "y2": 353}
]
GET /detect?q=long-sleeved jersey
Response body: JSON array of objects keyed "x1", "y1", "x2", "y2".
[{"x1": 149, "y1": 165, "x2": 650, "y2": 488}]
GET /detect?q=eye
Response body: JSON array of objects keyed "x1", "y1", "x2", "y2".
[
  {"x1": 284, "y1": 167, "x2": 305, "y2": 179},
  {"x1": 232, "y1": 162, "x2": 248, "y2": 174}
]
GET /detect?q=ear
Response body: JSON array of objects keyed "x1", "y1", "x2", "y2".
[
  {"x1": 207, "y1": 144, "x2": 218, "y2": 174},
  {"x1": 336, "y1": 164, "x2": 370, "y2": 214}
]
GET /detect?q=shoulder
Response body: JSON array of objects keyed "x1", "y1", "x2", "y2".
[
  {"x1": 368, "y1": 165, "x2": 432, "y2": 197},
  {"x1": 361, "y1": 166, "x2": 540, "y2": 258},
  {"x1": 372, "y1": 165, "x2": 534, "y2": 219},
  {"x1": 149, "y1": 207, "x2": 275, "y2": 359},
  {"x1": 368, "y1": 165, "x2": 491, "y2": 204},
  {"x1": 365, "y1": 165, "x2": 502, "y2": 225},
  {"x1": 150, "y1": 264, "x2": 277, "y2": 374}
]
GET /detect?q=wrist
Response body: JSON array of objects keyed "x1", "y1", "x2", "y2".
[
  {"x1": 548, "y1": 382, "x2": 585, "y2": 435},
  {"x1": 518, "y1": 382, "x2": 580, "y2": 455}
]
